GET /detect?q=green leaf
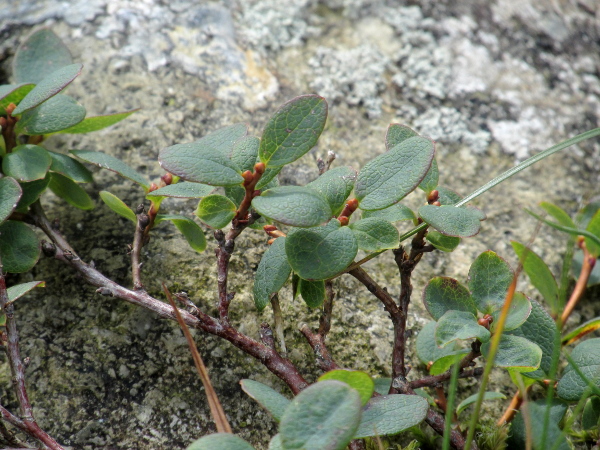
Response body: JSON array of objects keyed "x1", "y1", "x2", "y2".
[
  {"x1": 12, "y1": 64, "x2": 83, "y2": 115},
  {"x1": 2, "y1": 144, "x2": 51, "y2": 181},
  {"x1": 468, "y1": 251, "x2": 514, "y2": 314},
  {"x1": 268, "y1": 435, "x2": 282, "y2": 450},
  {"x1": 482, "y1": 334, "x2": 542, "y2": 371},
  {"x1": 13, "y1": 29, "x2": 73, "y2": 84},
  {"x1": 578, "y1": 202, "x2": 600, "y2": 229},
  {"x1": 99, "y1": 191, "x2": 136, "y2": 223},
  {"x1": 429, "y1": 350, "x2": 470, "y2": 375},
  {"x1": 49, "y1": 173, "x2": 93, "y2": 210},
  {"x1": 572, "y1": 249, "x2": 600, "y2": 287},
  {"x1": 195, "y1": 194, "x2": 236, "y2": 229},
  {"x1": 582, "y1": 396, "x2": 600, "y2": 430},
  {"x1": 435, "y1": 310, "x2": 490, "y2": 347},
  {"x1": 6, "y1": 281, "x2": 45, "y2": 304},
  {"x1": 511, "y1": 241, "x2": 558, "y2": 309},
  {"x1": 422, "y1": 277, "x2": 476, "y2": 321},
  {"x1": 419, "y1": 157, "x2": 439, "y2": 193},
  {"x1": 71, "y1": 150, "x2": 150, "y2": 189},
  {"x1": 279, "y1": 380, "x2": 361, "y2": 450},
  {"x1": 224, "y1": 186, "x2": 245, "y2": 207},
  {"x1": 0, "y1": 221, "x2": 40, "y2": 273},
  {"x1": 195, "y1": 123, "x2": 249, "y2": 157},
  {"x1": 240, "y1": 379, "x2": 290, "y2": 422},
  {"x1": 456, "y1": 392, "x2": 506, "y2": 416},
  {"x1": 490, "y1": 292, "x2": 532, "y2": 332},
  {"x1": 156, "y1": 215, "x2": 207, "y2": 253},
  {"x1": 373, "y1": 378, "x2": 392, "y2": 396},
  {"x1": 415, "y1": 321, "x2": 460, "y2": 365},
  {"x1": 508, "y1": 300, "x2": 557, "y2": 380},
  {"x1": 355, "y1": 136, "x2": 434, "y2": 211},
  {"x1": 349, "y1": 218, "x2": 399, "y2": 252},
  {"x1": 146, "y1": 182, "x2": 213, "y2": 199},
  {"x1": 426, "y1": 231, "x2": 460, "y2": 252},
  {"x1": 253, "y1": 237, "x2": 292, "y2": 311},
  {"x1": 385, "y1": 124, "x2": 418, "y2": 150},
  {"x1": 418, "y1": 205, "x2": 483, "y2": 237},
  {"x1": 186, "y1": 433, "x2": 255, "y2": 450},
  {"x1": 507, "y1": 399, "x2": 570, "y2": 450},
  {"x1": 436, "y1": 186, "x2": 462, "y2": 205},
  {"x1": 159, "y1": 144, "x2": 243, "y2": 187},
  {"x1": 539, "y1": 201, "x2": 576, "y2": 228},
  {"x1": 318, "y1": 370, "x2": 374, "y2": 406},
  {"x1": 298, "y1": 278, "x2": 325, "y2": 308},
  {"x1": 0, "y1": 177, "x2": 22, "y2": 225},
  {"x1": 286, "y1": 220, "x2": 358, "y2": 280},
  {"x1": 252, "y1": 186, "x2": 332, "y2": 228},
  {"x1": 0, "y1": 84, "x2": 34, "y2": 114},
  {"x1": 56, "y1": 109, "x2": 138, "y2": 133},
  {"x1": 361, "y1": 203, "x2": 415, "y2": 223},
  {"x1": 306, "y1": 166, "x2": 357, "y2": 216},
  {"x1": 354, "y1": 394, "x2": 429, "y2": 438},
  {"x1": 48, "y1": 151, "x2": 93, "y2": 183},
  {"x1": 256, "y1": 165, "x2": 282, "y2": 190},
  {"x1": 585, "y1": 209, "x2": 600, "y2": 258},
  {"x1": 557, "y1": 338, "x2": 600, "y2": 401},
  {"x1": 259, "y1": 95, "x2": 328, "y2": 167},
  {"x1": 231, "y1": 136, "x2": 260, "y2": 172},
  {"x1": 16, "y1": 175, "x2": 50, "y2": 210},
  {"x1": 15, "y1": 94, "x2": 86, "y2": 135},
  {"x1": 562, "y1": 317, "x2": 600, "y2": 346}
]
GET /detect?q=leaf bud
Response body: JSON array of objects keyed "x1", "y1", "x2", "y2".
[
  {"x1": 6, "y1": 103, "x2": 16, "y2": 116},
  {"x1": 242, "y1": 170, "x2": 254, "y2": 183},
  {"x1": 149, "y1": 182, "x2": 159, "y2": 192},
  {"x1": 161, "y1": 173, "x2": 173, "y2": 186},
  {"x1": 338, "y1": 216, "x2": 349, "y2": 226},
  {"x1": 254, "y1": 162, "x2": 266, "y2": 175},
  {"x1": 432, "y1": 201, "x2": 441, "y2": 207},
  {"x1": 427, "y1": 189, "x2": 439, "y2": 203},
  {"x1": 263, "y1": 225, "x2": 278, "y2": 232}
]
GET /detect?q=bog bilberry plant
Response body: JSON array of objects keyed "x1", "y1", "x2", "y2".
[{"x1": 1, "y1": 29, "x2": 600, "y2": 450}]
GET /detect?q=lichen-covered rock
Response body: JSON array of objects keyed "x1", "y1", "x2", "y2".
[{"x1": 1, "y1": 0, "x2": 599, "y2": 449}]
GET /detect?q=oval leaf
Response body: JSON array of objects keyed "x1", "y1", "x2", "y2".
[
  {"x1": 186, "y1": 433, "x2": 255, "y2": 450},
  {"x1": 426, "y1": 230, "x2": 460, "y2": 252},
  {"x1": 156, "y1": 214, "x2": 207, "y2": 253},
  {"x1": 56, "y1": 109, "x2": 138, "y2": 134},
  {"x1": 423, "y1": 277, "x2": 476, "y2": 321},
  {"x1": 2, "y1": 144, "x2": 51, "y2": 181},
  {"x1": 279, "y1": 380, "x2": 361, "y2": 450},
  {"x1": 385, "y1": 124, "x2": 418, "y2": 150},
  {"x1": 193, "y1": 123, "x2": 248, "y2": 157},
  {"x1": 13, "y1": 29, "x2": 73, "y2": 84},
  {"x1": 429, "y1": 350, "x2": 470, "y2": 375},
  {"x1": 298, "y1": 278, "x2": 325, "y2": 308},
  {"x1": 557, "y1": 338, "x2": 600, "y2": 401},
  {"x1": 12, "y1": 63, "x2": 83, "y2": 115},
  {"x1": 71, "y1": 150, "x2": 150, "y2": 189},
  {"x1": 231, "y1": 136, "x2": 260, "y2": 172},
  {"x1": 0, "y1": 177, "x2": 22, "y2": 224},
  {"x1": 419, "y1": 157, "x2": 439, "y2": 193},
  {"x1": 416, "y1": 321, "x2": 460, "y2": 365},
  {"x1": 195, "y1": 194, "x2": 236, "y2": 229},
  {"x1": 16, "y1": 175, "x2": 50, "y2": 210},
  {"x1": 15, "y1": 94, "x2": 86, "y2": 135},
  {"x1": 99, "y1": 191, "x2": 136, "y2": 223},
  {"x1": 361, "y1": 203, "x2": 415, "y2": 223},
  {"x1": 240, "y1": 379, "x2": 290, "y2": 422},
  {"x1": 256, "y1": 165, "x2": 282, "y2": 190},
  {"x1": 252, "y1": 186, "x2": 332, "y2": 228},
  {"x1": 0, "y1": 221, "x2": 40, "y2": 273},
  {"x1": 435, "y1": 310, "x2": 490, "y2": 347},
  {"x1": 253, "y1": 237, "x2": 292, "y2": 311},
  {"x1": 354, "y1": 394, "x2": 429, "y2": 438},
  {"x1": 511, "y1": 241, "x2": 558, "y2": 309},
  {"x1": 490, "y1": 292, "x2": 532, "y2": 332},
  {"x1": 418, "y1": 205, "x2": 482, "y2": 237},
  {"x1": 259, "y1": 95, "x2": 328, "y2": 167},
  {"x1": 286, "y1": 220, "x2": 358, "y2": 280},
  {"x1": 349, "y1": 218, "x2": 399, "y2": 252},
  {"x1": 306, "y1": 166, "x2": 357, "y2": 216},
  {"x1": 481, "y1": 334, "x2": 542, "y2": 371},
  {"x1": 318, "y1": 370, "x2": 374, "y2": 406},
  {"x1": 48, "y1": 151, "x2": 93, "y2": 183},
  {"x1": 49, "y1": 173, "x2": 93, "y2": 210},
  {"x1": 468, "y1": 251, "x2": 514, "y2": 314},
  {"x1": 355, "y1": 136, "x2": 434, "y2": 211},
  {"x1": 147, "y1": 182, "x2": 213, "y2": 199}
]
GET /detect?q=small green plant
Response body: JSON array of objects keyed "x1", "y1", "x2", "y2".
[{"x1": 1, "y1": 29, "x2": 600, "y2": 450}]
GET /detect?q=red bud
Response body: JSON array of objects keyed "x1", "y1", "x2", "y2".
[{"x1": 254, "y1": 162, "x2": 266, "y2": 174}]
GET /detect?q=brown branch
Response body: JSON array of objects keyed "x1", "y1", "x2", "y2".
[
  {"x1": 409, "y1": 367, "x2": 483, "y2": 389},
  {"x1": 393, "y1": 376, "x2": 478, "y2": 450},
  {"x1": 235, "y1": 162, "x2": 265, "y2": 222},
  {"x1": 164, "y1": 284, "x2": 232, "y2": 434},
  {"x1": 300, "y1": 324, "x2": 341, "y2": 373},
  {"x1": 131, "y1": 205, "x2": 150, "y2": 290},
  {"x1": 0, "y1": 258, "x2": 65, "y2": 450},
  {"x1": 30, "y1": 202, "x2": 309, "y2": 395}
]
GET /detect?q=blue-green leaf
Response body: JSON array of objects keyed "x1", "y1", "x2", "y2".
[
  {"x1": 240, "y1": 379, "x2": 290, "y2": 422},
  {"x1": 385, "y1": 124, "x2": 419, "y2": 150},
  {"x1": 361, "y1": 203, "x2": 415, "y2": 223},
  {"x1": 435, "y1": 310, "x2": 490, "y2": 347},
  {"x1": 231, "y1": 136, "x2": 260, "y2": 172},
  {"x1": 481, "y1": 334, "x2": 542, "y2": 371},
  {"x1": 349, "y1": 218, "x2": 399, "y2": 252},
  {"x1": 0, "y1": 221, "x2": 40, "y2": 273},
  {"x1": 298, "y1": 278, "x2": 325, "y2": 308},
  {"x1": 253, "y1": 237, "x2": 292, "y2": 311},
  {"x1": 354, "y1": 394, "x2": 428, "y2": 438},
  {"x1": 56, "y1": 109, "x2": 138, "y2": 134},
  {"x1": 146, "y1": 182, "x2": 213, "y2": 199},
  {"x1": 0, "y1": 177, "x2": 22, "y2": 225},
  {"x1": 48, "y1": 151, "x2": 93, "y2": 183},
  {"x1": 186, "y1": 433, "x2": 255, "y2": 450},
  {"x1": 468, "y1": 251, "x2": 514, "y2": 314},
  {"x1": 195, "y1": 195, "x2": 236, "y2": 229},
  {"x1": 13, "y1": 29, "x2": 73, "y2": 84},
  {"x1": 2, "y1": 144, "x2": 51, "y2": 181},
  {"x1": 419, "y1": 205, "x2": 483, "y2": 237},
  {"x1": 419, "y1": 157, "x2": 439, "y2": 193},
  {"x1": 48, "y1": 173, "x2": 93, "y2": 210},
  {"x1": 557, "y1": 338, "x2": 600, "y2": 401},
  {"x1": 71, "y1": 150, "x2": 150, "y2": 189},
  {"x1": 423, "y1": 277, "x2": 476, "y2": 321},
  {"x1": 306, "y1": 166, "x2": 357, "y2": 216}
]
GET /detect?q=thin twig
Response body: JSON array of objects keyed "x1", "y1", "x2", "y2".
[
  {"x1": 561, "y1": 243, "x2": 595, "y2": 324},
  {"x1": 270, "y1": 294, "x2": 287, "y2": 355},
  {"x1": 317, "y1": 281, "x2": 335, "y2": 338},
  {"x1": 131, "y1": 205, "x2": 150, "y2": 291},
  {"x1": 299, "y1": 324, "x2": 341, "y2": 373},
  {"x1": 0, "y1": 258, "x2": 65, "y2": 450},
  {"x1": 163, "y1": 283, "x2": 232, "y2": 433},
  {"x1": 409, "y1": 367, "x2": 483, "y2": 389}
]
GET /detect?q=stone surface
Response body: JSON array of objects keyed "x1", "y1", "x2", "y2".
[{"x1": 1, "y1": 0, "x2": 599, "y2": 449}]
